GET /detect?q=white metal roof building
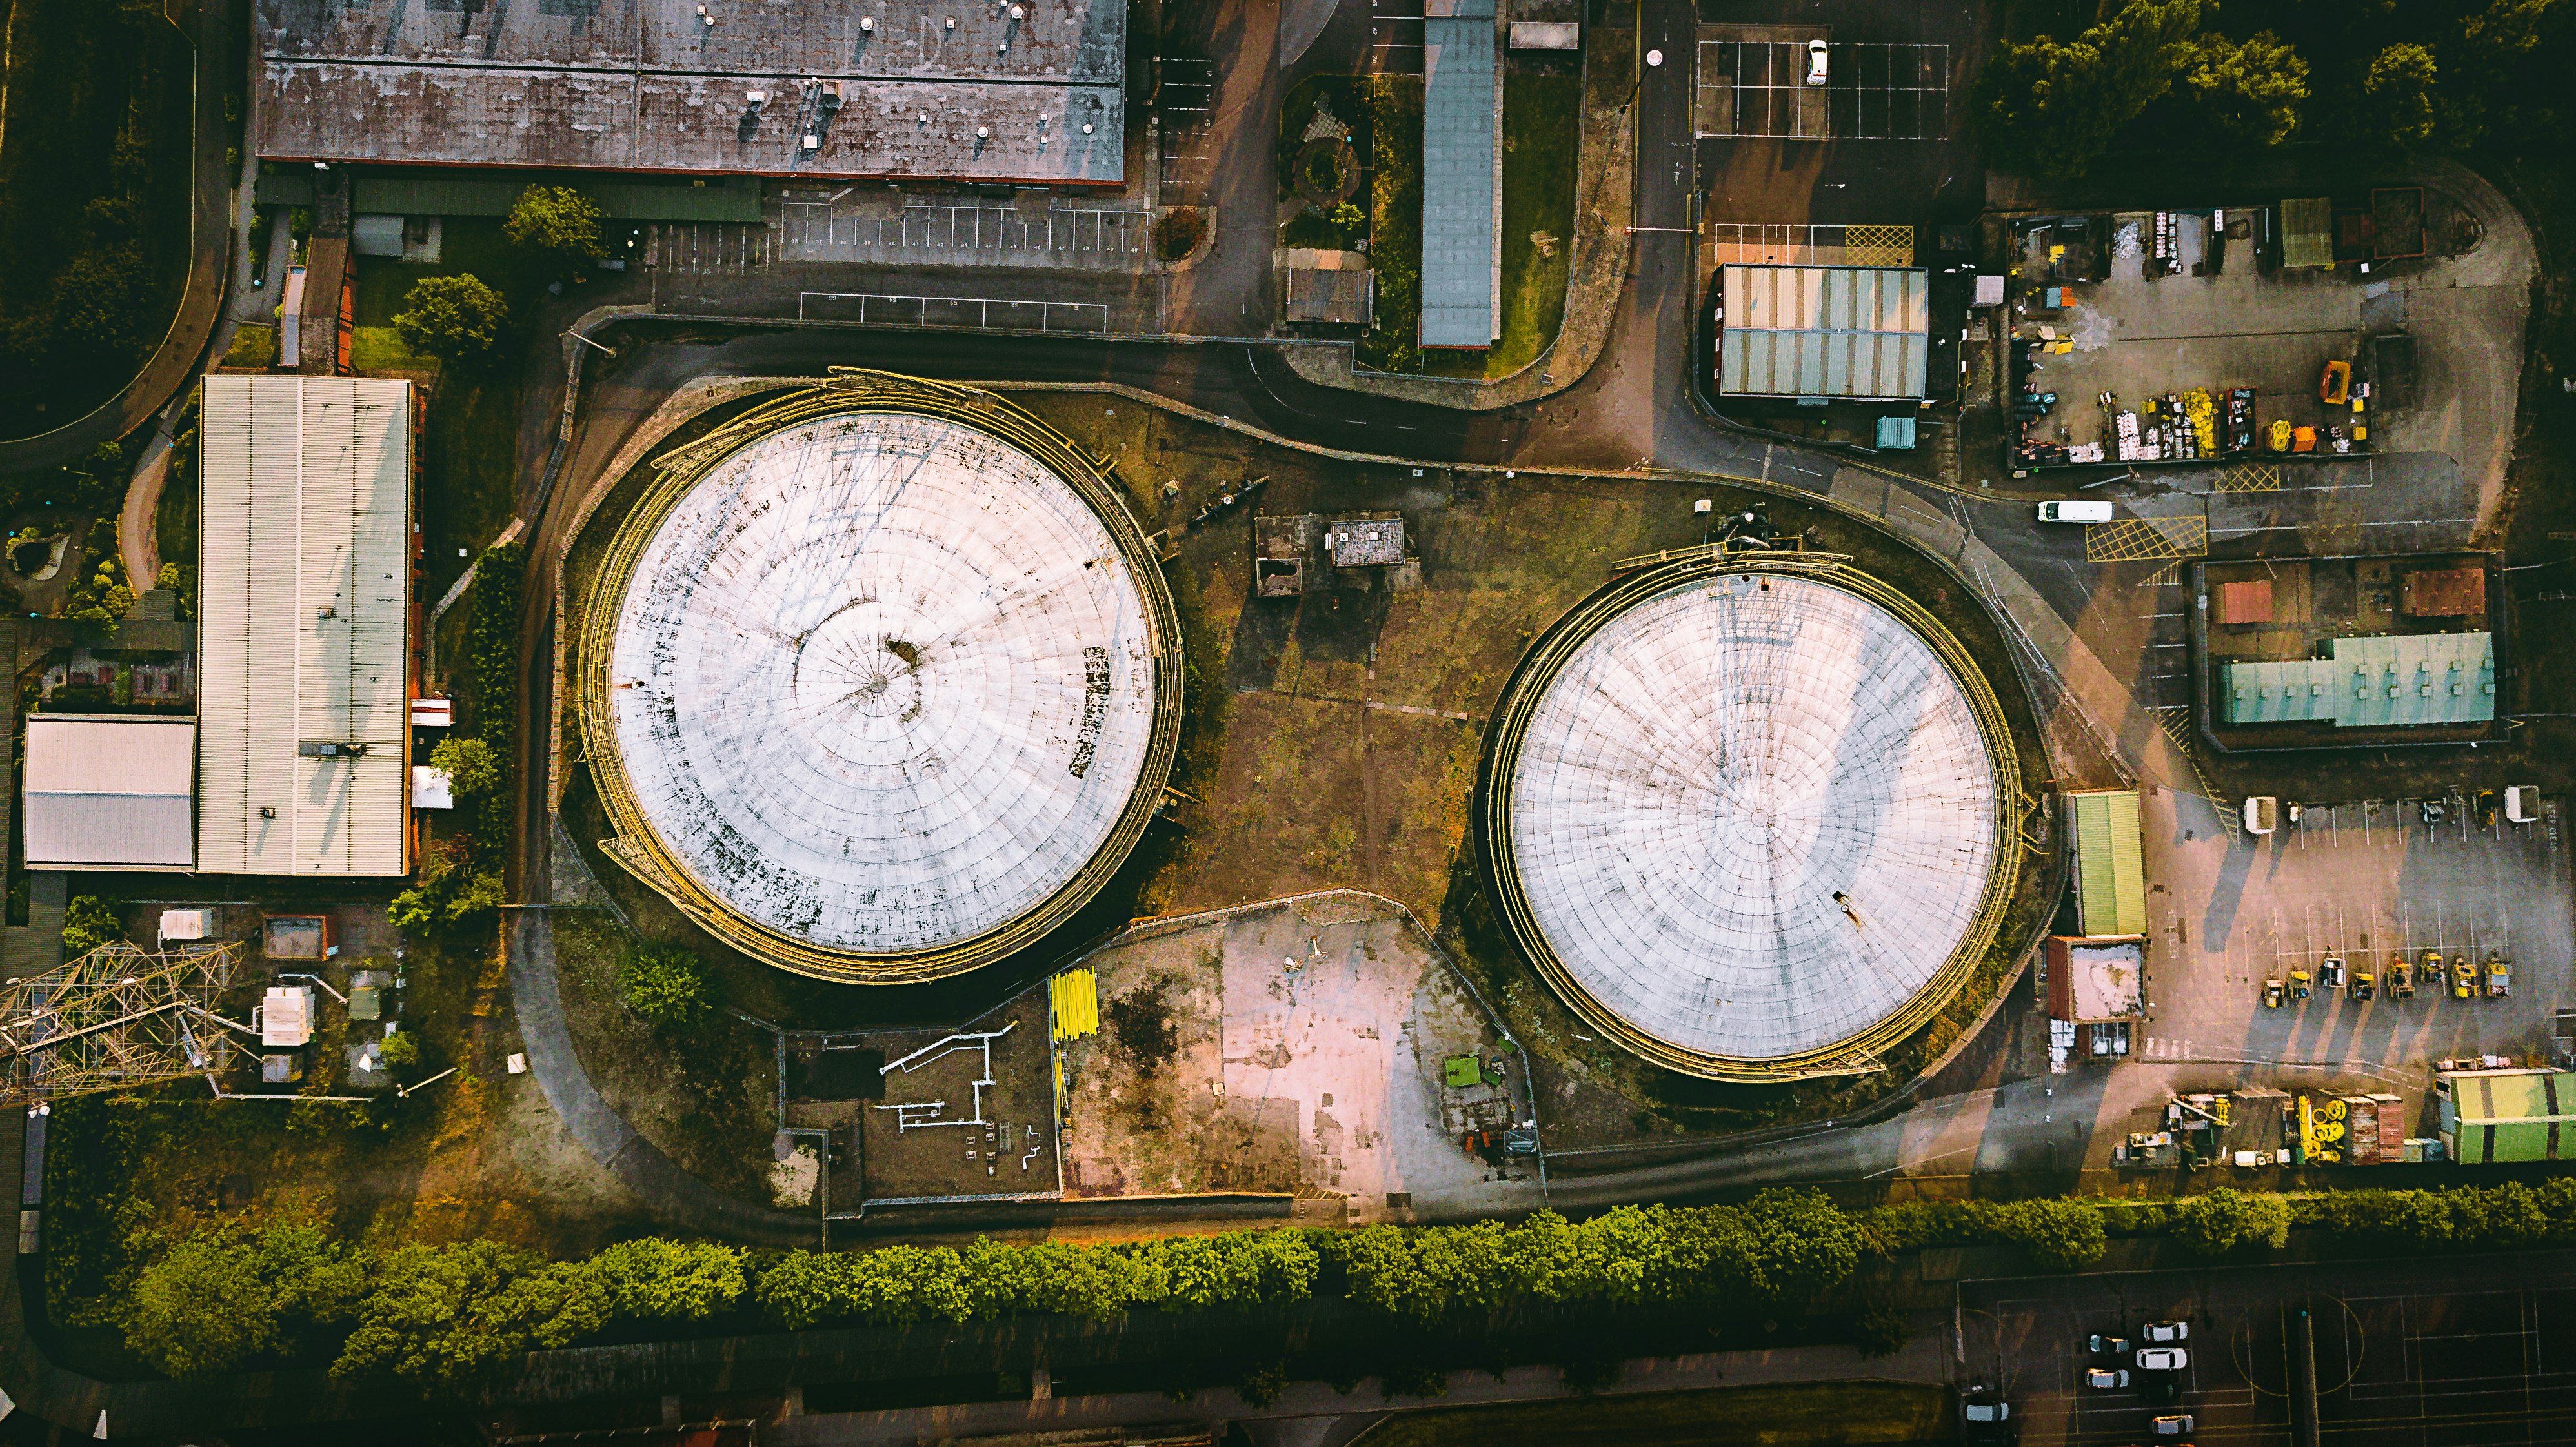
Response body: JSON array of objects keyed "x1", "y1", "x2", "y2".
[
  {"x1": 197, "y1": 376, "x2": 414, "y2": 876},
  {"x1": 1418, "y1": 0, "x2": 1500, "y2": 349},
  {"x1": 23, "y1": 716, "x2": 196, "y2": 871},
  {"x1": 1484, "y1": 558, "x2": 2019, "y2": 1080},
  {"x1": 578, "y1": 380, "x2": 1183, "y2": 983},
  {"x1": 1717, "y1": 264, "x2": 1930, "y2": 400}
]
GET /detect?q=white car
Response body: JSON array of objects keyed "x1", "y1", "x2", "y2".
[
  {"x1": 2038, "y1": 500, "x2": 2115, "y2": 523},
  {"x1": 2142, "y1": 1320, "x2": 2189, "y2": 1344},
  {"x1": 2136, "y1": 1346, "x2": 2189, "y2": 1372},
  {"x1": 2151, "y1": 1414, "x2": 2195, "y2": 1436},
  {"x1": 1806, "y1": 39, "x2": 1830, "y2": 85},
  {"x1": 2084, "y1": 1367, "x2": 2130, "y2": 1390}
]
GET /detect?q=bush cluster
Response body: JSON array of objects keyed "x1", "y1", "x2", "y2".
[{"x1": 116, "y1": 1179, "x2": 2576, "y2": 1392}]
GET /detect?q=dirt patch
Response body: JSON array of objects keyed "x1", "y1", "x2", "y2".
[{"x1": 837, "y1": 987, "x2": 1063, "y2": 1204}]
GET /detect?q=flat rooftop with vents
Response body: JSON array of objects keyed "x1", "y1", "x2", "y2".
[
  {"x1": 2195, "y1": 552, "x2": 2502, "y2": 751},
  {"x1": 198, "y1": 376, "x2": 415, "y2": 876},
  {"x1": 252, "y1": 0, "x2": 1127, "y2": 185}
]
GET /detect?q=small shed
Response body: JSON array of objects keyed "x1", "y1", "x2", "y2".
[
  {"x1": 2216, "y1": 579, "x2": 2274, "y2": 626},
  {"x1": 2280, "y1": 198, "x2": 2334, "y2": 269},
  {"x1": 1283, "y1": 248, "x2": 1376, "y2": 325},
  {"x1": 2044, "y1": 936, "x2": 2144, "y2": 1065},
  {"x1": 2401, "y1": 566, "x2": 2485, "y2": 618},
  {"x1": 23, "y1": 716, "x2": 196, "y2": 871},
  {"x1": 2066, "y1": 789, "x2": 2148, "y2": 936},
  {"x1": 2436, "y1": 1066, "x2": 2576, "y2": 1164},
  {"x1": 260, "y1": 986, "x2": 315, "y2": 1048},
  {"x1": 1327, "y1": 516, "x2": 1407, "y2": 568}
]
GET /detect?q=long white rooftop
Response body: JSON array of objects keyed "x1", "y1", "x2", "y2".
[{"x1": 1504, "y1": 572, "x2": 2003, "y2": 1060}]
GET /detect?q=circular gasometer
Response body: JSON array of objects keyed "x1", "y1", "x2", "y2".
[
  {"x1": 1484, "y1": 556, "x2": 2018, "y2": 1080},
  {"x1": 578, "y1": 378, "x2": 1181, "y2": 983}
]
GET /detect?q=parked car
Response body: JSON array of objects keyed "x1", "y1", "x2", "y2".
[
  {"x1": 2349, "y1": 969, "x2": 2376, "y2": 1002},
  {"x1": 2477, "y1": 789, "x2": 2500, "y2": 830},
  {"x1": 2152, "y1": 1414, "x2": 2196, "y2": 1436},
  {"x1": 2084, "y1": 1367, "x2": 2131, "y2": 1390},
  {"x1": 2488, "y1": 954, "x2": 2511, "y2": 998},
  {"x1": 2142, "y1": 1320, "x2": 2189, "y2": 1344},
  {"x1": 2089, "y1": 1333, "x2": 2133, "y2": 1357},
  {"x1": 1962, "y1": 1390, "x2": 2014, "y2": 1445},
  {"x1": 2453, "y1": 956, "x2": 2477, "y2": 998},
  {"x1": 2262, "y1": 978, "x2": 2285, "y2": 1009},
  {"x1": 2423, "y1": 949, "x2": 2447, "y2": 997},
  {"x1": 2320, "y1": 955, "x2": 2346, "y2": 989},
  {"x1": 2135, "y1": 1346, "x2": 2189, "y2": 1372},
  {"x1": 2389, "y1": 956, "x2": 2415, "y2": 998},
  {"x1": 1806, "y1": 38, "x2": 1831, "y2": 84},
  {"x1": 2289, "y1": 969, "x2": 2311, "y2": 1000}
]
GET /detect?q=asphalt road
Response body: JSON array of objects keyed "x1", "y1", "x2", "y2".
[{"x1": 1964, "y1": 1251, "x2": 2576, "y2": 1447}]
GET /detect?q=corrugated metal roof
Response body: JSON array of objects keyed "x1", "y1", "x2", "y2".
[
  {"x1": 199, "y1": 377, "x2": 413, "y2": 877},
  {"x1": 258, "y1": 65, "x2": 1124, "y2": 185},
  {"x1": 23, "y1": 717, "x2": 196, "y2": 869},
  {"x1": 2280, "y1": 197, "x2": 2333, "y2": 268},
  {"x1": 1418, "y1": 0, "x2": 1498, "y2": 349},
  {"x1": 2069, "y1": 789, "x2": 2146, "y2": 937},
  {"x1": 257, "y1": 0, "x2": 1123, "y2": 85},
  {"x1": 1718, "y1": 265, "x2": 1929, "y2": 399},
  {"x1": 2221, "y1": 632, "x2": 2496, "y2": 728}
]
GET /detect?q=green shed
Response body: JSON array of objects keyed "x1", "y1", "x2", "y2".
[
  {"x1": 2068, "y1": 789, "x2": 2148, "y2": 938},
  {"x1": 2437, "y1": 1068, "x2": 2576, "y2": 1163}
]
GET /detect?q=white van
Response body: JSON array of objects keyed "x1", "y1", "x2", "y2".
[
  {"x1": 2038, "y1": 500, "x2": 2115, "y2": 523},
  {"x1": 2244, "y1": 796, "x2": 2279, "y2": 835}
]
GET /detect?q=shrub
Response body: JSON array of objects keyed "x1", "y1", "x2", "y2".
[
  {"x1": 62, "y1": 896, "x2": 121, "y2": 958},
  {"x1": 2170, "y1": 1188, "x2": 2293, "y2": 1257},
  {"x1": 619, "y1": 942, "x2": 711, "y2": 1030},
  {"x1": 466, "y1": 541, "x2": 524, "y2": 852},
  {"x1": 1236, "y1": 1358, "x2": 1289, "y2": 1408},
  {"x1": 379, "y1": 1031, "x2": 421, "y2": 1071},
  {"x1": 392, "y1": 275, "x2": 509, "y2": 363},
  {"x1": 388, "y1": 839, "x2": 506, "y2": 933},
  {"x1": 1153, "y1": 207, "x2": 1207, "y2": 261},
  {"x1": 1852, "y1": 1306, "x2": 1911, "y2": 1359},
  {"x1": 427, "y1": 736, "x2": 502, "y2": 797},
  {"x1": 504, "y1": 184, "x2": 608, "y2": 261}
]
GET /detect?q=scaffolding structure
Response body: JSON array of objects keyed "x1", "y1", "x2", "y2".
[{"x1": 0, "y1": 942, "x2": 247, "y2": 1104}]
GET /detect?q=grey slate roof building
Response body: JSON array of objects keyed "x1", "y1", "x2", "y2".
[
  {"x1": 252, "y1": 0, "x2": 1126, "y2": 186},
  {"x1": 1418, "y1": 0, "x2": 1500, "y2": 348}
]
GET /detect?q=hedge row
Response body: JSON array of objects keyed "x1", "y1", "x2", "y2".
[
  {"x1": 463, "y1": 540, "x2": 524, "y2": 853},
  {"x1": 117, "y1": 1180, "x2": 2576, "y2": 1390}
]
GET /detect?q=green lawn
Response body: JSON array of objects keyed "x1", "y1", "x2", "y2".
[
  {"x1": 1356, "y1": 77, "x2": 1425, "y2": 372},
  {"x1": 1351, "y1": 1382, "x2": 1951, "y2": 1447},
  {"x1": 1425, "y1": 73, "x2": 1579, "y2": 380}
]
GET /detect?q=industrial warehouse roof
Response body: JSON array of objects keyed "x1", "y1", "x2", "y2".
[
  {"x1": 257, "y1": 68, "x2": 1122, "y2": 185},
  {"x1": 1718, "y1": 265, "x2": 1929, "y2": 399},
  {"x1": 198, "y1": 377, "x2": 413, "y2": 876},
  {"x1": 1502, "y1": 572, "x2": 2005, "y2": 1062},
  {"x1": 1418, "y1": 0, "x2": 1500, "y2": 349},
  {"x1": 602, "y1": 411, "x2": 1163, "y2": 957},
  {"x1": 2068, "y1": 789, "x2": 2146, "y2": 937},
  {"x1": 2221, "y1": 632, "x2": 2496, "y2": 728},
  {"x1": 2046, "y1": 936, "x2": 2144, "y2": 1023},
  {"x1": 23, "y1": 717, "x2": 195, "y2": 871},
  {"x1": 252, "y1": 0, "x2": 1125, "y2": 185}
]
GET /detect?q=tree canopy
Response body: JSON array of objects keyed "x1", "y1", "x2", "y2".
[
  {"x1": 392, "y1": 274, "x2": 509, "y2": 363},
  {"x1": 503, "y1": 185, "x2": 609, "y2": 261},
  {"x1": 1975, "y1": 0, "x2": 2210, "y2": 179}
]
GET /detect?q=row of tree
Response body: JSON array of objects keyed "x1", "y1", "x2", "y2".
[
  {"x1": 1977, "y1": 0, "x2": 2568, "y2": 178},
  {"x1": 117, "y1": 1180, "x2": 2576, "y2": 1390}
]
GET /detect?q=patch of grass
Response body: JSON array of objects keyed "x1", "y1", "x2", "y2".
[
  {"x1": 1356, "y1": 76, "x2": 1425, "y2": 374},
  {"x1": 417, "y1": 373, "x2": 522, "y2": 605},
  {"x1": 347, "y1": 326, "x2": 431, "y2": 374},
  {"x1": 1350, "y1": 1382, "x2": 1949, "y2": 1447},
  {"x1": 1423, "y1": 74, "x2": 1578, "y2": 381},
  {"x1": 350, "y1": 218, "x2": 530, "y2": 329},
  {"x1": 221, "y1": 324, "x2": 278, "y2": 369}
]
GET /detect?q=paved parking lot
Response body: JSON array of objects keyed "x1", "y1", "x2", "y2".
[
  {"x1": 2139, "y1": 787, "x2": 2570, "y2": 1076},
  {"x1": 1965, "y1": 1255, "x2": 2576, "y2": 1447}
]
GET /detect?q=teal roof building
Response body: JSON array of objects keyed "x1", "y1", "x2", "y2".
[{"x1": 2220, "y1": 632, "x2": 2495, "y2": 727}]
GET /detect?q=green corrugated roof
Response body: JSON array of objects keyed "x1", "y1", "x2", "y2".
[
  {"x1": 350, "y1": 172, "x2": 763, "y2": 223},
  {"x1": 2070, "y1": 790, "x2": 2147, "y2": 937},
  {"x1": 2222, "y1": 632, "x2": 2495, "y2": 729},
  {"x1": 2281, "y1": 197, "x2": 2333, "y2": 268}
]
